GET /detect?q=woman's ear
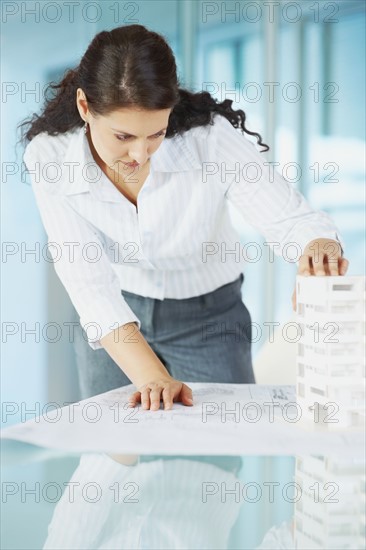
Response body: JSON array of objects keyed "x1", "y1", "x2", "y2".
[{"x1": 76, "y1": 88, "x2": 89, "y2": 121}]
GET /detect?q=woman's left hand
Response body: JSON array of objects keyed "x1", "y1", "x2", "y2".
[{"x1": 292, "y1": 238, "x2": 349, "y2": 311}]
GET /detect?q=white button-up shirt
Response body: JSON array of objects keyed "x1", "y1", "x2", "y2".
[
  {"x1": 23, "y1": 114, "x2": 343, "y2": 350},
  {"x1": 43, "y1": 453, "x2": 241, "y2": 549}
]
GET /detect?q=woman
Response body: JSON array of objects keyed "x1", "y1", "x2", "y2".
[{"x1": 19, "y1": 25, "x2": 348, "y2": 411}]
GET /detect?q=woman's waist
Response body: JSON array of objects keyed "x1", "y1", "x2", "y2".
[{"x1": 113, "y1": 262, "x2": 244, "y2": 300}]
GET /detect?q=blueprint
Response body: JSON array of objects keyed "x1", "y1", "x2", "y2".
[{"x1": 1, "y1": 383, "x2": 364, "y2": 456}]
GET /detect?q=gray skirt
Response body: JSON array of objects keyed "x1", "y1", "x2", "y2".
[{"x1": 72, "y1": 272, "x2": 255, "y2": 399}]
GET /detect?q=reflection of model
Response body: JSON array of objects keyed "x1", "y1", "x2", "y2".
[
  {"x1": 20, "y1": 24, "x2": 348, "y2": 410},
  {"x1": 255, "y1": 520, "x2": 294, "y2": 549},
  {"x1": 294, "y1": 455, "x2": 365, "y2": 550},
  {"x1": 256, "y1": 454, "x2": 366, "y2": 550},
  {"x1": 43, "y1": 454, "x2": 242, "y2": 549}
]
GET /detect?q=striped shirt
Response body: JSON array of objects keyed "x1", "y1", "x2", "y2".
[
  {"x1": 43, "y1": 452, "x2": 242, "y2": 549},
  {"x1": 23, "y1": 114, "x2": 343, "y2": 350}
]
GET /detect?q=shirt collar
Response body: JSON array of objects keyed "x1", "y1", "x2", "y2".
[
  {"x1": 150, "y1": 131, "x2": 202, "y2": 172},
  {"x1": 61, "y1": 126, "x2": 202, "y2": 198}
]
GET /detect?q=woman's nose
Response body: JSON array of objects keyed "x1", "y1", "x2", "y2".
[{"x1": 128, "y1": 142, "x2": 149, "y2": 165}]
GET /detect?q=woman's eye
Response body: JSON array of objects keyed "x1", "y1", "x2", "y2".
[{"x1": 115, "y1": 132, "x2": 165, "y2": 142}]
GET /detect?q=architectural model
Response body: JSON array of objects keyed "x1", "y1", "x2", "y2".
[{"x1": 296, "y1": 275, "x2": 365, "y2": 429}]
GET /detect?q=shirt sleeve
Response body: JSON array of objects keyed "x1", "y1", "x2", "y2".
[
  {"x1": 213, "y1": 115, "x2": 344, "y2": 256},
  {"x1": 23, "y1": 138, "x2": 141, "y2": 351}
]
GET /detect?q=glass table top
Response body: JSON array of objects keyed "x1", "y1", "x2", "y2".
[{"x1": 2, "y1": 440, "x2": 365, "y2": 550}]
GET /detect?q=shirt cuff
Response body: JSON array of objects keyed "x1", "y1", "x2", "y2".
[
  {"x1": 292, "y1": 231, "x2": 345, "y2": 265},
  {"x1": 80, "y1": 311, "x2": 141, "y2": 351}
]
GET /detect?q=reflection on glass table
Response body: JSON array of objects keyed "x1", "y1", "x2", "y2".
[{"x1": 1, "y1": 441, "x2": 365, "y2": 550}]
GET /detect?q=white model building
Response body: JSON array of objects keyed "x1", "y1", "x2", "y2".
[
  {"x1": 294, "y1": 454, "x2": 365, "y2": 550},
  {"x1": 296, "y1": 275, "x2": 365, "y2": 429}
]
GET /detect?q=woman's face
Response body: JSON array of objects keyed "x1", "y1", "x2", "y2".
[{"x1": 76, "y1": 89, "x2": 172, "y2": 175}]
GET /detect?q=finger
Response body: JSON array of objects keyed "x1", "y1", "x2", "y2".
[
  {"x1": 128, "y1": 391, "x2": 141, "y2": 407},
  {"x1": 324, "y1": 248, "x2": 341, "y2": 275},
  {"x1": 339, "y1": 257, "x2": 349, "y2": 275},
  {"x1": 181, "y1": 383, "x2": 193, "y2": 406},
  {"x1": 140, "y1": 388, "x2": 151, "y2": 410},
  {"x1": 312, "y1": 252, "x2": 326, "y2": 275},
  {"x1": 149, "y1": 387, "x2": 162, "y2": 411},
  {"x1": 325, "y1": 255, "x2": 340, "y2": 276},
  {"x1": 162, "y1": 387, "x2": 173, "y2": 410},
  {"x1": 298, "y1": 255, "x2": 311, "y2": 276}
]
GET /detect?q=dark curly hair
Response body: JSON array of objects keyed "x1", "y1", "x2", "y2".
[{"x1": 17, "y1": 24, "x2": 269, "y2": 152}]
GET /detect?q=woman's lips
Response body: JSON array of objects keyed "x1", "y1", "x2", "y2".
[{"x1": 123, "y1": 161, "x2": 139, "y2": 167}]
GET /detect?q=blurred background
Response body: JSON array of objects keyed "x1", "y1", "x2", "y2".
[{"x1": 2, "y1": 0, "x2": 365, "y2": 420}]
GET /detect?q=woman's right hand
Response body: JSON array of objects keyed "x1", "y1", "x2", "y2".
[
  {"x1": 127, "y1": 377, "x2": 193, "y2": 411},
  {"x1": 101, "y1": 324, "x2": 193, "y2": 411}
]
